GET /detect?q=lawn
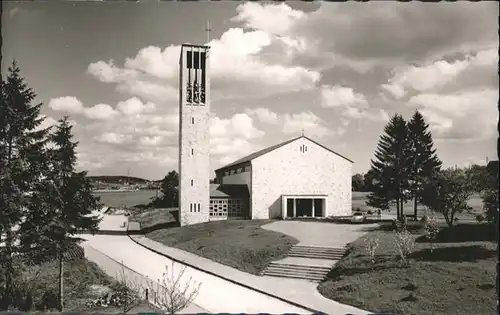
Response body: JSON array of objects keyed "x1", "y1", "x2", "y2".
[
  {"x1": 129, "y1": 208, "x2": 178, "y2": 231},
  {"x1": 317, "y1": 222, "x2": 497, "y2": 315},
  {"x1": 145, "y1": 220, "x2": 298, "y2": 275}
]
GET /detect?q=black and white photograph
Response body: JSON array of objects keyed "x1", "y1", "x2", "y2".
[{"x1": 1, "y1": 1, "x2": 498, "y2": 314}]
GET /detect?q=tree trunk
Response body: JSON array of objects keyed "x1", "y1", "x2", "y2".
[
  {"x1": 396, "y1": 197, "x2": 400, "y2": 219},
  {"x1": 400, "y1": 199, "x2": 404, "y2": 218},
  {"x1": 413, "y1": 195, "x2": 418, "y2": 221},
  {"x1": 58, "y1": 249, "x2": 64, "y2": 312}
]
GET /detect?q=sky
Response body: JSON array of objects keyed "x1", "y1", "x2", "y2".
[{"x1": 2, "y1": 1, "x2": 498, "y2": 180}]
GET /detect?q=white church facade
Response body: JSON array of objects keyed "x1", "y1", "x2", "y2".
[{"x1": 178, "y1": 44, "x2": 353, "y2": 226}]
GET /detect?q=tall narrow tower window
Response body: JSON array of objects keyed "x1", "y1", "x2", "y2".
[
  {"x1": 191, "y1": 179, "x2": 193, "y2": 186},
  {"x1": 197, "y1": 203, "x2": 201, "y2": 212},
  {"x1": 191, "y1": 117, "x2": 194, "y2": 124},
  {"x1": 191, "y1": 148, "x2": 194, "y2": 155}
]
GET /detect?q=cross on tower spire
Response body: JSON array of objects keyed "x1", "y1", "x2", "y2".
[
  {"x1": 301, "y1": 129, "x2": 304, "y2": 137},
  {"x1": 204, "y1": 20, "x2": 212, "y2": 44}
]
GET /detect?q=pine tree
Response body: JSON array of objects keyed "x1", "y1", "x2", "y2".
[
  {"x1": 0, "y1": 61, "x2": 50, "y2": 309},
  {"x1": 19, "y1": 117, "x2": 102, "y2": 311},
  {"x1": 407, "y1": 111, "x2": 442, "y2": 220},
  {"x1": 367, "y1": 114, "x2": 412, "y2": 219}
]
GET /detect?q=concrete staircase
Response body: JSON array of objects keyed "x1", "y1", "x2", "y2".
[
  {"x1": 261, "y1": 245, "x2": 347, "y2": 282},
  {"x1": 262, "y1": 262, "x2": 332, "y2": 282},
  {"x1": 288, "y1": 245, "x2": 346, "y2": 260}
]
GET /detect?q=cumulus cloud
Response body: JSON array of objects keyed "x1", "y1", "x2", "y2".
[
  {"x1": 244, "y1": 107, "x2": 279, "y2": 124},
  {"x1": 87, "y1": 60, "x2": 138, "y2": 83},
  {"x1": 209, "y1": 113, "x2": 265, "y2": 166},
  {"x1": 321, "y1": 85, "x2": 367, "y2": 108},
  {"x1": 282, "y1": 111, "x2": 334, "y2": 138},
  {"x1": 124, "y1": 45, "x2": 179, "y2": 79},
  {"x1": 48, "y1": 96, "x2": 84, "y2": 114},
  {"x1": 84, "y1": 104, "x2": 117, "y2": 121},
  {"x1": 381, "y1": 48, "x2": 498, "y2": 99},
  {"x1": 231, "y1": 2, "x2": 305, "y2": 36},
  {"x1": 407, "y1": 89, "x2": 497, "y2": 140}
]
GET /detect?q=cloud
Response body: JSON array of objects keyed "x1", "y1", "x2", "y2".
[
  {"x1": 87, "y1": 27, "x2": 320, "y2": 102},
  {"x1": 231, "y1": 2, "x2": 305, "y2": 36},
  {"x1": 209, "y1": 113, "x2": 265, "y2": 166},
  {"x1": 124, "y1": 45, "x2": 179, "y2": 79},
  {"x1": 95, "y1": 132, "x2": 131, "y2": 145},
  {"x1": 407, "y1": 89, "x2": 497, "y2": 140},
  {"x1": 116, "y1": 97, "x2": 156, "y2": 116},
  {"x1": 87, "y1": 60, "x2": 138, "y2": 83},
  {"x1": 319, "y1": 85, "x2": 389, "y2": 124},
  {"x1": 84, "y1": 104, "x2": 117, "y2": 120},
  {"x1": 48, "y1": 96, "x2": 83, "y2": 114},
  {"x1": 381, "y1": 48, "x2": 498, "y2": 99},
  {"x1": 321, "y1": 85, "x2": 368, "y2": 108},
  {"x1": 244, "y1": 107, "x2": 279, "y2": 124},
  {"x1": 233, "y1": 2, "x2": 497, "y2": 73},
  {"x1": 282, "y1": 111, "x2": 334, "y2": 138}
]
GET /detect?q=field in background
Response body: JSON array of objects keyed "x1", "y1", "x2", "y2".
[
  {"x1": 93, "y1": 190, "x2": 485, "y2": 220},
  {"x1": 93, "y1": 190, "x2": 159, "y2": 208},
  {"x1": 352, "y1": 191, "x2": 484, "y2": 220}
]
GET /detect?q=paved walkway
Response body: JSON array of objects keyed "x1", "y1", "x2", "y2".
[
  {"x1": 131, "y1": 234, "x2": 372, "y2": 315},
  {"x1": 82, "y1": 234, "x2": 309, "y2": 314},
  {"x1": 261, "y1": 221, "x2": 379, "y2": 247}
]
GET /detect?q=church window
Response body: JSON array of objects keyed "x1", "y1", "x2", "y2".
[
  {"x1": 300, "y1": 146, "x2": 303, "y2": 152},
  {"x1": 190, "y1": 203, "x2": 193, "y2": 212},
  {"x1": 191, "y1": 148, "x2": 194, "y2": 155},
  {"x1": 198, "y1": 203, "x2": 201, "y2": 212},
  {"x1": 191, "y1": 117, "x2": 194, "y2": 124},
  {"x1": 191, "y1": 179, "x2": 193, "y2": 186},
  {"x1": 305, "y1": 146, "x2": 308, "y2": 152}
]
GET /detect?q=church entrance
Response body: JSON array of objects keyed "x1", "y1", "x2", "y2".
[{"x1": 283, "y1": 195, "x2": 326, "y2": 218}]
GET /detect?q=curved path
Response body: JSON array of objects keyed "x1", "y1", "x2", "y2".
[{"x1": 81, "y1": 234, "x2": 309, "y2": 314}]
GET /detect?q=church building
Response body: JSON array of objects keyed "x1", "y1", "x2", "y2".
[{"x1": 178, "y1": 43, "x2": 353, "y2": 226}]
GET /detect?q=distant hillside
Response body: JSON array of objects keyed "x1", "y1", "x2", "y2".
[{"x1": 87, "y1": 175, "x2": 159, "y2": 184}]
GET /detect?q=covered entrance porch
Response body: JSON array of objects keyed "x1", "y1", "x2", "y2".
[{"x1": 281, "y1": 195, "x2": 327, "y2": 219}]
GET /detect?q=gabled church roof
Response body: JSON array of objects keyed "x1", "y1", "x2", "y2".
[{"x1": 215, "y1": 135, "x2": 353, "y2": 172}]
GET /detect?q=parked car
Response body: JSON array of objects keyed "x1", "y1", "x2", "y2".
[{"x1": 351, "y1": 211, "x2": 366, "y2": 223}]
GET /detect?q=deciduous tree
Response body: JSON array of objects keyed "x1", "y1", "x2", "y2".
[{"x1": 421, "y1": 167, "x2": 476, "y2": 228}]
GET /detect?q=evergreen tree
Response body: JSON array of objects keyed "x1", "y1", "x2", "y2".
[
  {"x1": 19, "y1": 117, "x2": 102, "y2": 311},
  {"x1": 407, "y1": 110, "x2": 442, "y2": 220},
  {"x1": 367, "y1": 114, "x2": 412, "y2": 219},
  {"x1": 0, "y1": 61, "x2": 50, "y2": 309}
]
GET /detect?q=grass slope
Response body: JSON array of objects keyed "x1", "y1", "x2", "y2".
[
  {"x1": 146, "y1": 220, "x2": 298, "y2": 275},
  {"x1": 318, "y1": 222, "x2": 497, "y2": 315}
]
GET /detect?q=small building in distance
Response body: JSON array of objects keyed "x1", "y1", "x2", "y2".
[{"x1": 212, "y1": 135, "x2": 353, "y2": 220}]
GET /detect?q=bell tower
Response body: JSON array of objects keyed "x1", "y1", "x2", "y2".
[{"x1": 178, "y1": 44, "x2": 211, "y2": 226}]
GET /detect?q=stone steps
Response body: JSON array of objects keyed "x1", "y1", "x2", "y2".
[
  {"x1": 262, "y1": 262, "x2": 331, "y2": 282},
  {"x1": 288, "y1": 245, "x2": 347, "y2": 260}
]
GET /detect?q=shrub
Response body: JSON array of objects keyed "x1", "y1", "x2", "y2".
[
  {"x1": 392, "y1": 216, "x2": 408, "y2": 232},
  {"x1": 423, "y1": 213, "x2": 440, "y2": 252},
  {"x1": 476, "y1": 214, "x2": 485, "y2": 223},
  {"x1": 367, "y1": 210, "x2": 374, "y2": 215},
  {"x1": 364, "y1": 235, "x2": 379, "y2": 264},
  {"x1": 149, "y1": 261, "x2": 201, "y2": 314},
  {"x1": 393, "y1": 229, "x2": 415, "y2": 266}
]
